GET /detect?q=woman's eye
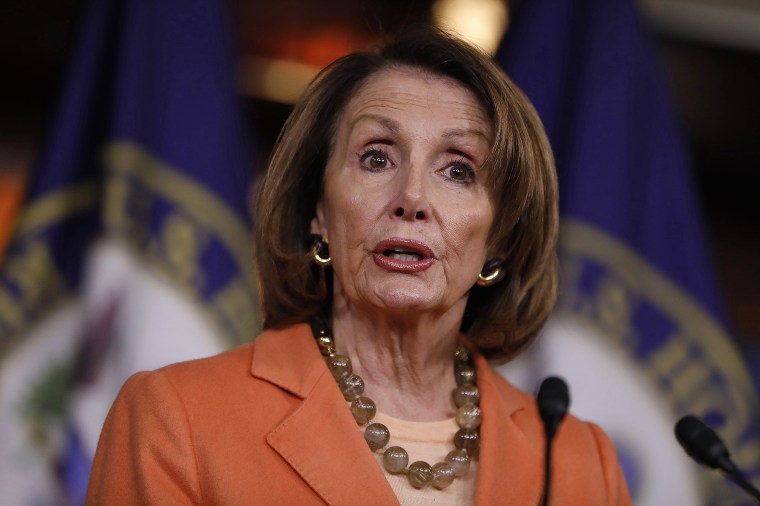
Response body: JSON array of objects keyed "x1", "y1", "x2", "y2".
[
  {"x1": 443, "y1": 162, "x2": 475, "y2": 183},
  {"x1": 359, "y1": 149, "x2": 393, "y2": 171}
]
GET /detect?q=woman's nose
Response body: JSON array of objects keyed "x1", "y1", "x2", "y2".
[{"x1": 391, "y1": 165, "x2": 429, "y2": 221}]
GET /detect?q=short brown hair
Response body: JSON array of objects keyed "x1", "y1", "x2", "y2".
[{"x1": 253, "y1": 26, "x2": 558, "y2": 362}]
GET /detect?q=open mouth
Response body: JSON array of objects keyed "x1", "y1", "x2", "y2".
[
  {"x1": 373, "y1": 238, "x2": 435, "y2": 273},
  {"x1": 383, "y1": 249, "x2": 424, "y2": 262}
]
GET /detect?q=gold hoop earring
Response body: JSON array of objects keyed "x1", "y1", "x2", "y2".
[
  {"x1": 311, "y1": 235, "x2": 331, "y2": 266},
  {"x1": 477, "y1": 260, "x2": 504, "y2": 287}
]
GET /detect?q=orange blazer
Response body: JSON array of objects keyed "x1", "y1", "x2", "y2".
[{"x1": 86, "y1": 324, "x2": 631, "y2": 505}]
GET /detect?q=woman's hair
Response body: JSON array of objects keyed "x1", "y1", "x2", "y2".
[{"x1": 253, "y1": 26, "x2": 558, "y2": 362}]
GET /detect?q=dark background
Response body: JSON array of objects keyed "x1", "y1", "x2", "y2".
[{"x1": 1, "y1": 0, "x2": 758, "y2": 355}]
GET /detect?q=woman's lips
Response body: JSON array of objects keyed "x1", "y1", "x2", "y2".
[{"x1": 372, "y1": 238, "x2": 435, "y2": 273}]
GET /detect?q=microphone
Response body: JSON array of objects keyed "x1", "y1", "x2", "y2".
[
  {"x1": 675, "y1": 414, "x2": 760, "y2": 503},
  {"x1": 537, "y1": 376, "x2": 570, "y2": 506},
  {"x1": 538, "y1": 376, "x2": 570, "y2": 440}
]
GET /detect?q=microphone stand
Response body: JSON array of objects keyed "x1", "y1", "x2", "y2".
[
  {"x1": 719, "y1": 458, "x2": 760, "y2": 503},
  {"x1": 542, "y1": 433, "x2": 555, "y2": 506}
]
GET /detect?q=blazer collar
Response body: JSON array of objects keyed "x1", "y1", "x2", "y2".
[
  {"x1": 251, "y1": 324, "x2": 399, "y2": 505},
  {"x1": 250, "y1": 324, "x2": 326, "y2": 398}
]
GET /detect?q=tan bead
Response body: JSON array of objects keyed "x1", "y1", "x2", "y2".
[
  {"x1": 316, "y1": 335, "x2": 335, "y2": 356},
  {"x1": 445, "y1": 449, "x2": 471, "y2": 477},
  {"x1": 455, "y1": 363, "x2": 476, "y2": 386},
  {"x1": 453, "y1": 384, "x2": 480, "y2": 408},
  {"x1": 364, "y1": 423, "x2": 390, "y2": 451},
  {"x1": 339, "y1": 373, "x2": 364, "y2": 400},
  {"x1": 350, "y1": 396, "x2": 376, "y2": 425},
  {"x1": 382, "y1": 446, "x2": 409, "y2": 473},
  {"x1": 407, "y1": 461, "x2": 434, "y2": 489},
  {"x1": 454, "y1": 345, "x2": 469, "y2": 363},
  {"x1": 431, "y1": 462, "x2": 456, "y2": 489},
  {"x1": 325, "y1": 354, "x2": 351, "y2": 381},
  {"x1": 454, "y1": 428, "x2": 480, "y2": 453},
  {"x1": 456, "y1": 403, "x2": 482, "y2": 429}
]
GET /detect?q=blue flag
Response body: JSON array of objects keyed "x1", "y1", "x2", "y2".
[
  {"x1": 495, "y1": 0, "x2": 760, "y2": 504},
  {"x1": 0, "y1": 0, "x2": 258, "y2": 503}
]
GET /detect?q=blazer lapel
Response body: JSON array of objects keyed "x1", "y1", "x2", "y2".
[
  {"x1": 252, "y1": 325, "x2": 398, "y2": 506},
  {"x1": 474, "y1": 354, "x2": 544, "y2": 506}
]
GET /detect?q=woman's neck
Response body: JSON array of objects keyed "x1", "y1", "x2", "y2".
[{"x1": 330, "y1": 303, "x2": 465, "y2": 422}]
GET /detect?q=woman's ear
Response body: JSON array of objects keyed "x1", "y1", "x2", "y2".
[{"x1": 310, "y1": 200, "x2": 327, "y2": 237}]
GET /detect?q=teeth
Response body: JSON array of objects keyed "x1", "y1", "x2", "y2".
[
  {"x1": 391, "y1": 253, "x2": 421, "y2": 262},
  {"x1": 385, "y1": 250, "x2": 423, "y2": 262}
]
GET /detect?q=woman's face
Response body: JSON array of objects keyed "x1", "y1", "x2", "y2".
[{"x1": 311, "y1": 66, "x2": 495, "y2": 318}]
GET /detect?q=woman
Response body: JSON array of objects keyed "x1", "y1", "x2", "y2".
[{"x1": 87, "y1": 27, "x2": 630, "y2": 505}]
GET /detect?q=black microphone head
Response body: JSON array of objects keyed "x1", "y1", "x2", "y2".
[
  {"x1": 675, "y1": 415, "x2": 731, "y2": 470},
  {"x1": 537, "y1": 376, "x2": 570, "y2": 422}
]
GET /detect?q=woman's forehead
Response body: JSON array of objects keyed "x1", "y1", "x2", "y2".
[{"x1": 337, "y1": 66, "x2": 492, "y2": 139}]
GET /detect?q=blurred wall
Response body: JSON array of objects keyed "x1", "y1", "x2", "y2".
[{"x1": 1, "y1": 0, "x2": 758, "y2": 348}]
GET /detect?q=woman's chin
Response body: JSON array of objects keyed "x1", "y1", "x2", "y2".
[{"x1": 362, "y1": 281, "x2": 448, "y2": 315}]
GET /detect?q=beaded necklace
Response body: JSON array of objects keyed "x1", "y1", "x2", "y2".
[{"x1": 311, "y1": 319, "x2": 482, "y2": 490}]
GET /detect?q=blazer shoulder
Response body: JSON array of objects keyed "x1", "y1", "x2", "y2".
[
  {"x1": 149, "y1": 324, "x2": 308, "y2": 384},
  {"x1": 128, "y1": 324, "x2": 319, "y2": 407},
  {"x1": 552, "y1": 413, "x2": 631, "y2": 505},
  {"x1": 154, "y1": 340, "x2": 256, "y2": 383}
]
